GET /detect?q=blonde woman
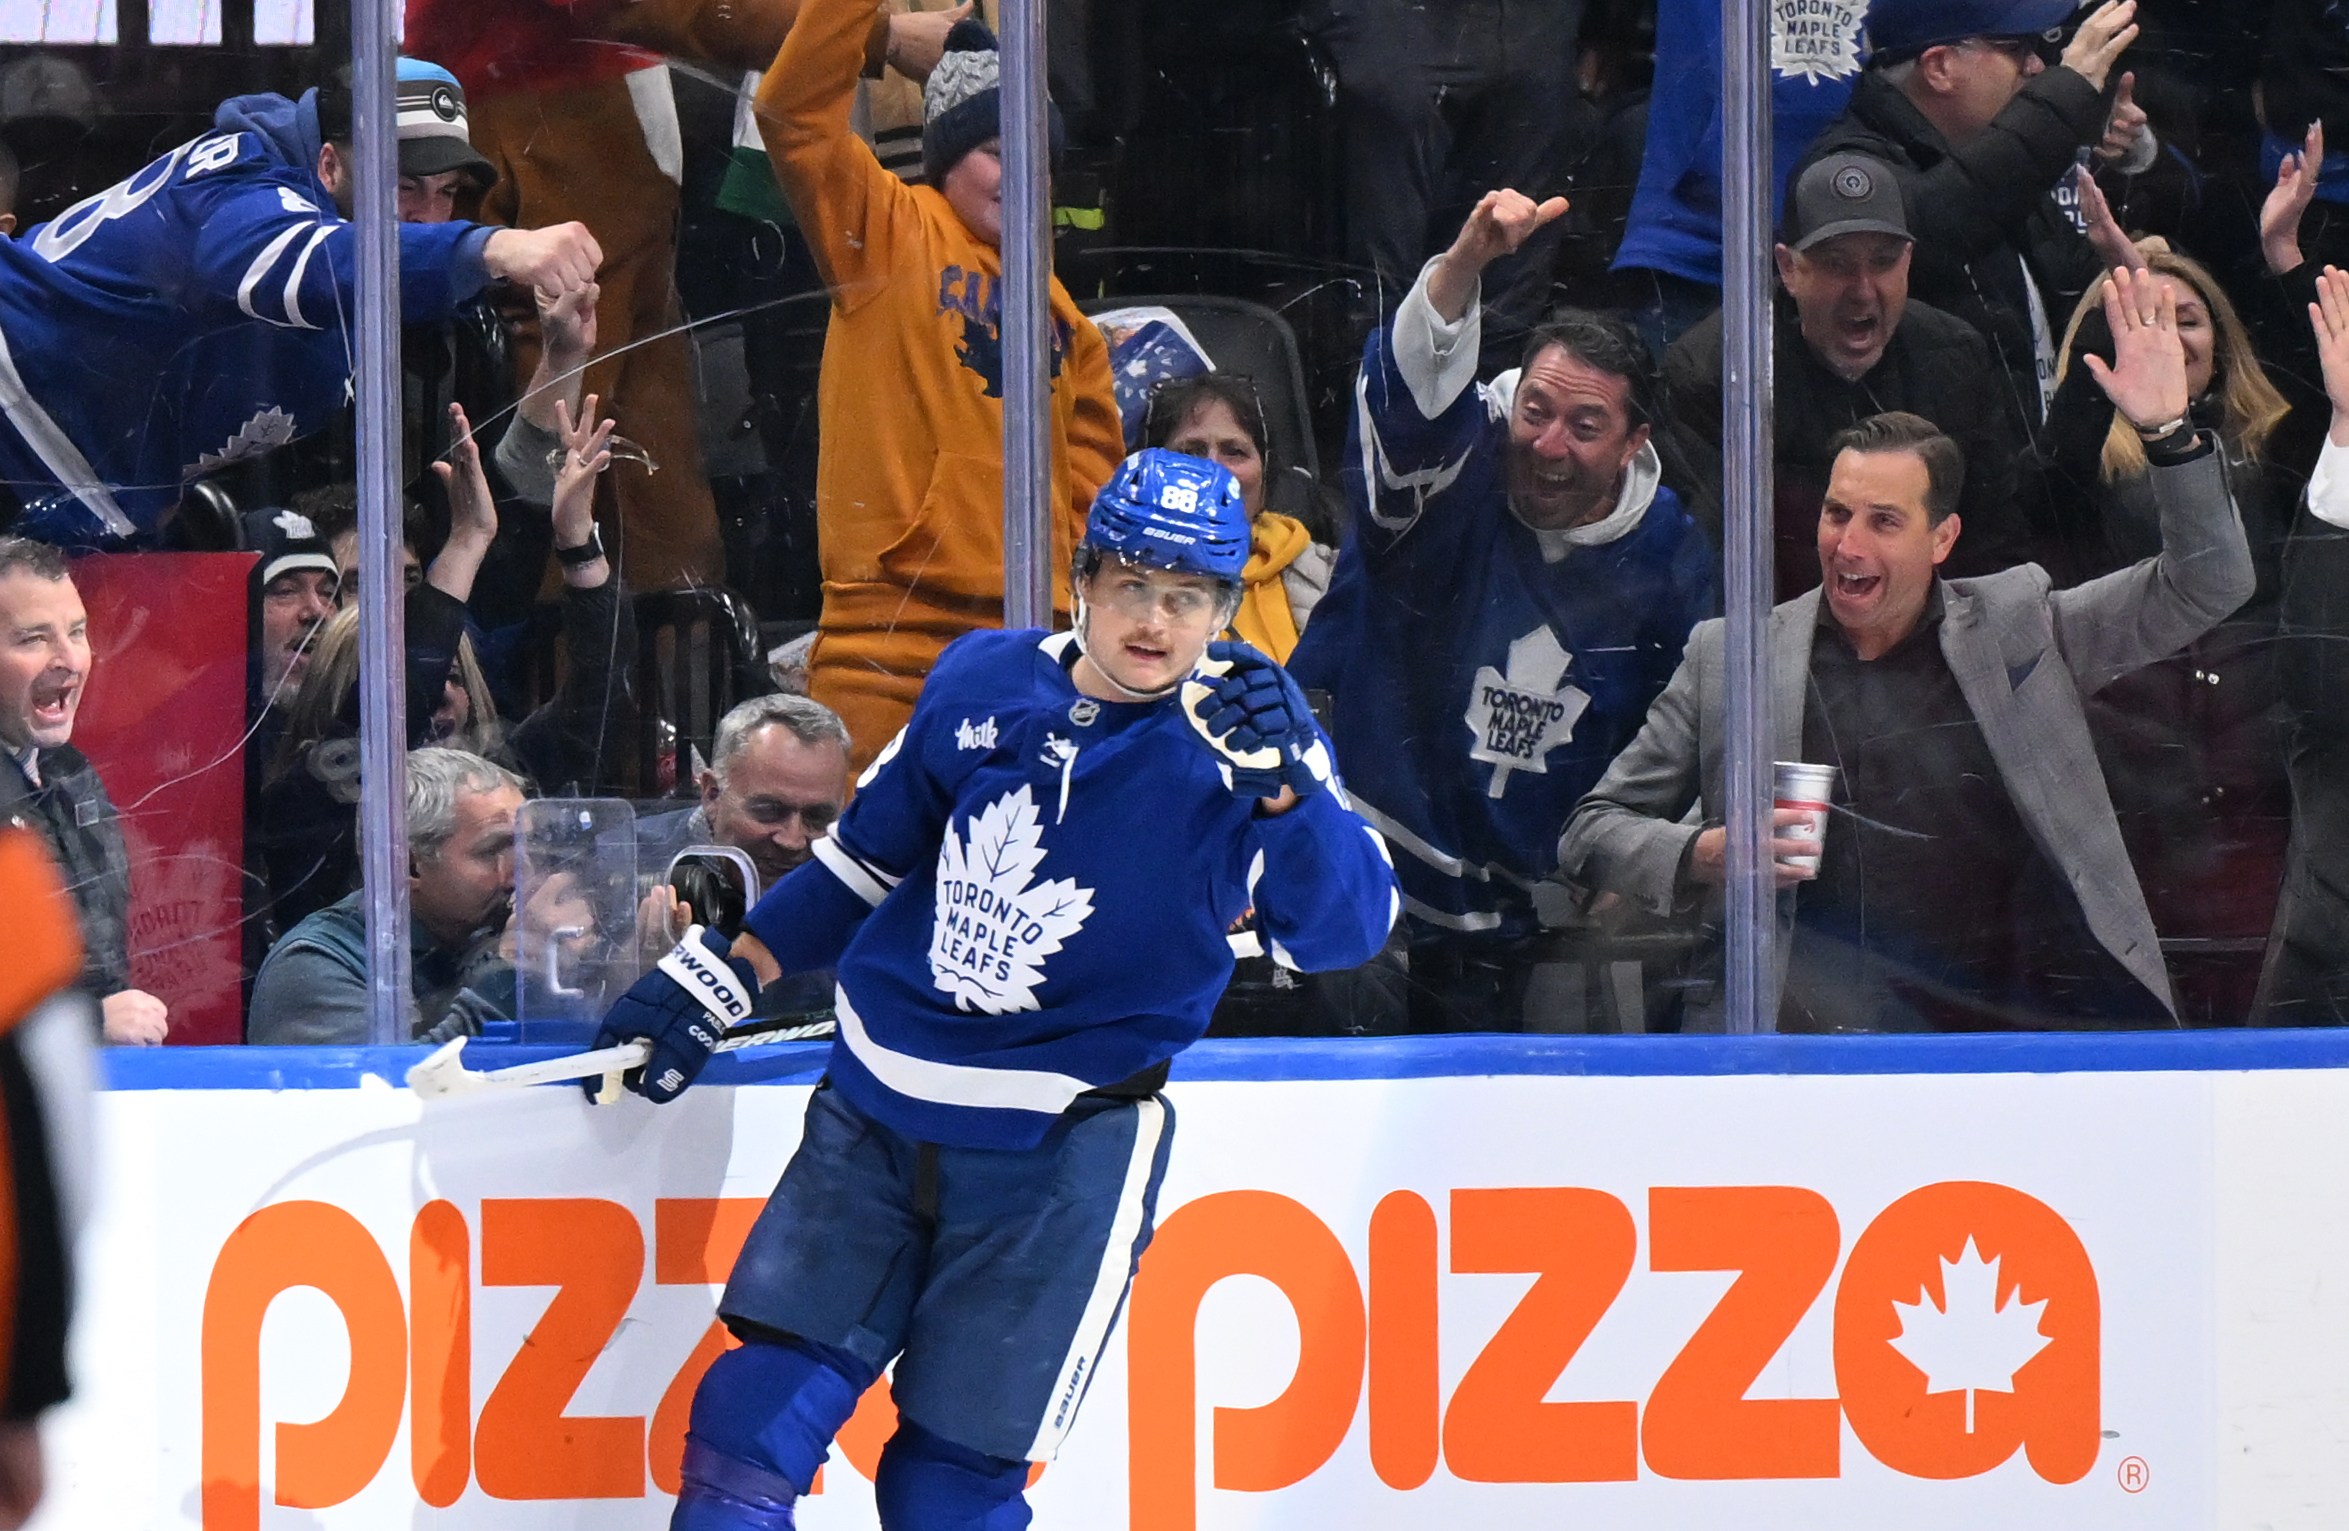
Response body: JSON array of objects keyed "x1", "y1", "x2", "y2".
[{"x1": 2037, "y1": 248, "x2": 2298, "y2": 1022}]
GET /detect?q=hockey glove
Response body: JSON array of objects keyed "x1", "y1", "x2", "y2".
[
  {"x1": 1181, "y1": 640, "x2": 1330, "y2": 802},
  {"x1": 586, "y1": 925, "x2": 761, "y2": 1103}
]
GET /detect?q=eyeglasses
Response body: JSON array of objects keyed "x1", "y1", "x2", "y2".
[
  {"x1": 1964, "y1": 32, "x2": 2058, "y2": 66},
  {"x1": 1089, "y1": 568, "x2": 1223, "y2": 625}
]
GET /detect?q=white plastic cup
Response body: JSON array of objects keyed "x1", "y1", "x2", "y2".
[{"x1": 1772, "y1": 761, "x2": 1837, "y2": 874}]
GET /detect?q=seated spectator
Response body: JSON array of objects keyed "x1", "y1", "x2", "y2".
[
  {"x1": 751, "y1": 0, "x2": 1122, "y2": 771},
  {"x1": 0, "y1": 72, "x2": 597, "y2": 547},
  {"x1": 1141, "y1": 375, "x2": 1337, "y2": 664},
  {"x1": 636, "y1": 692, "x2": 850, "y2": 1018},
  {"x1": 2033, "y1": 250, "x2": 2297, "y2": 1021},
  {"x1": 239, "y1": 504, "x2": 343, "y2": 991},
  {"x1": 1288, "y1": 189, "x2": 1718, "y2": 1033},
  {"x1": 1792, "y1": 0, "x2": 2145, "y2": 440},
  {"x1": 0, "y1": 538, "x2": 168, "y2": 1044},
  {"x1": 249, "y1": 748, "x2": 591, "y2": 1044},
  {"x1": 1560, "y1": 270, "x2": 2250, "y2": 1032},
  {"x1": 257, "y1": 401, "x2": 630, "y2": 934},
  {"x1": 1662, "y1": 152, "x2": 2028, "y2": 597}
]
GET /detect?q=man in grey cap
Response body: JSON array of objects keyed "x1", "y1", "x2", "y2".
[
  {"x1": 1662, "y1": 151, "x2": 2028, "y2": 595},
  {"x1": 1792, "y1": 0, "x2": 2147, "y2": 441}
]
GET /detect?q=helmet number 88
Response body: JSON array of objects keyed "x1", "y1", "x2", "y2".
[{"x1": 1158, "y1": 485, "x2": 1200, "y2": 513}]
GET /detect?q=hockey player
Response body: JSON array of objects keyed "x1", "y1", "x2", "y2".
[
  {"x1": 590, "y1": 448, "x2": 1398, "y2": 1530},
  {"x1": 0, "y1": 78, "x2": 599, "y2": 547}
]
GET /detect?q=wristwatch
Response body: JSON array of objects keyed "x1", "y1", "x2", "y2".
[{"x1": 554, "y1": 525, "x2": 605, "y2": 567}]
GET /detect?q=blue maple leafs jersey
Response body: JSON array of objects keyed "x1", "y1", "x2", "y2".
[
  {"x1": 742, "y1": 628, "x2": 1399, "y2": 1150},
  {"x1": 0, "y1": 89, "x2": 494, "y2": 545},
  {"x1": 1289, "y1": 283, "x2": 1718, "y2": 942}
]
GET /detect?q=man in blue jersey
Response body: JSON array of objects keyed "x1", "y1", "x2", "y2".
[
  {"x1": 0, "y1": 74, "x2": 600, "y2": 547},
  {"x1": 588, "y1": 448, "x2": 1397, "y2": 1531},
  {"x1": 1288, "y1": 187, "x2": 1719, "y2": 1033}
]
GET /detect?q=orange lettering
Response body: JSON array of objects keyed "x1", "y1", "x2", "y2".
[
  {"x1": 474, "y1": 1198, "x2": 647, "y2": 1500},
  {"x1": 1442, "y1": 1187, "x2": 1637, "y2": 1483},
  {"x1": 1642, "y1": 1186, "x2": 1840, "y2": 1479},
  {"x1": 409, "y1": 1200, "x2": 471, "y2": 1507},
  {"x1": 1367, "y1": 1190, "x2": 1438, "y2": 1490},
  {"x1": 1127, "y1": 1190, "x2": 1364, "y2": 1531},
  {"x1": 648, "y1": 1198, "x2": 766, "y2": 1495},
  {"x1": 1835, "y1": 1181, "x2": 2101, "y2": 1484},
  {"x1": 200, "y1": 1201, "x2": 405, "y2": 1529}
]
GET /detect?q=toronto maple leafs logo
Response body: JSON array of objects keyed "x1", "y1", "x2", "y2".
[
  {"x1": 1772, "y1": 0, "x2": 1865, "y2": 84},
  {"x1": 1888, "y1": 1239, "x2": 2054, "y2": 1433},
  {"x1": 1464, "y1": 625, "x2": 1591, "y2": 799},
  {"x1": 930, "y1": 785, "x2": 1095, "y2": 1013},
  {"x1": 192, "y1": 406, "x2": 298, "y2": 475}
]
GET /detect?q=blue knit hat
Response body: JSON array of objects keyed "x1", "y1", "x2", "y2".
[{"x1": 920, "y1": 15, "x2": 1064, "y2": 186}]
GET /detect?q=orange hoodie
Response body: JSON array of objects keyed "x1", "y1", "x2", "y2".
[{"x1": 757, "y1": 0, "x2": 1122, "y2": 769}]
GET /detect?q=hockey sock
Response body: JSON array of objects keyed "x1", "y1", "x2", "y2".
[
  {"x1": 673, "y1": 1440, "x2": 802, "y2": 1531},
  {"x1": 872, "y1": 1416, "x2": 1034, "y2": 1531},
  {"x1": 683, "y1": 1334, "x2": 877, "y2": 1501}
]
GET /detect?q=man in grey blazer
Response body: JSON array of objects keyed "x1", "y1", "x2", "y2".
[{"x1": 1560, "y1": 266, "x2": 2252, "y2": 1031}]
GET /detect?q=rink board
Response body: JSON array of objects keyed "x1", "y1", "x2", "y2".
[{"x1": 32, "y1": 1031, "x2": 2349, "y2": 1530}]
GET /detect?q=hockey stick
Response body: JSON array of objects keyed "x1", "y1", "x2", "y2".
[{"x1": 405, "y1": 1015, "x2": 835, "y2": 1103}]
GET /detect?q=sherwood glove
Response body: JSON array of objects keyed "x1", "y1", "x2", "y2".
[{"x1": 587, "y1": 924, "x2": 761, "y2": 1103}]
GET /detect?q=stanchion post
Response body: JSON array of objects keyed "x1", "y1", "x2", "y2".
[
  {"x1": 350, "y1": 0, "x2": 411, "y2": 1044},
  {"x1": 998, "y1": 0, "x2": 1054, "y2": 630},
  {"x1": 1719, "y1": 0, "x2": 1776, "y2": 1033}
]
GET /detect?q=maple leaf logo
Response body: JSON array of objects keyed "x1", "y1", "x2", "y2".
[
  {"x1": 1771, "y1": 0, "x2": 1866, "y2": 84},
  {"x1": 1463, "y1": 625, "x2": 1591, "y2": 799},
  {"x1": 191, "y1": 406, "x2": 298, "y2": 475},
  {"x1": 929, "y1": 785, "x2": 1095, "y2": 1013},
  {"x1": 1888, "y1": 1238, "x2": 2054, "y2": 1433}
]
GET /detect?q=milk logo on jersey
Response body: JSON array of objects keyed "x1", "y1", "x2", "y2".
[
  {"x1": 930, "y1": 785, "x2": 1095, "y2": 1013},
  {"x1": 955, "y1": 715, "x2": 998, "y2": 751},
  {"x1": 1464, "y1": 624, "x2": 1591, "y2": 798},
  {"x1": 1774, "y1": 0, "x2": 1865, "y2": 83}
]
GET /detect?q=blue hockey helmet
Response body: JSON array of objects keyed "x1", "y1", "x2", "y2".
[{"x1": 1079, "y1": 449, "x2": 1250, "y2": 585}]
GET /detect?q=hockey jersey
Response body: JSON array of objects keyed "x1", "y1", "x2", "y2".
[
  {"x1": 0, "y1": 89, "x2": 494, "y2": 546},
  {"x1": 1289, "y1": 271, "x2": 1718, "y2": 941},
  {"x1": 1612, "y1": 0, "x2": 1863, "y2": 285},
  {"x1": 743, "y1": 627, "x2": 1399, "y2": 1150}
]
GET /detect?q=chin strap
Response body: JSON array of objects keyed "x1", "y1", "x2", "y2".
[{"x1": 1069, "y1": 593, "x2": 1187, "y2": 702}]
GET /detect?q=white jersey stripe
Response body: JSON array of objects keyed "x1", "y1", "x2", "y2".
[
  {"x1": 1400, "y1": 890, "x2": 1503, "y2": 933},
  {"x1": 834, "y1": 986, "x2": 1094, "y2": 1115},
  {"x1": 1351, "y1": 796, "x2": 1482, "y2": 881},
  {"x1": 0, "y1": 322, "x2": 137, "y2": 539},
  {"x1": 811, "y1": 833, "x2": 891, "y2": 907},
  {"x1": 279, "y1": 225, "x2": 335, "y2": 331},
  {"x1": 235, "y1": 222, "x2": 310, "y2": 326},
  {"x1": 1026, "y1": 1094, "x2": 1167, "y2": 1460}
]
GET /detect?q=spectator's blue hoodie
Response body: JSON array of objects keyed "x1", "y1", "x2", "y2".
[
  {"x1": 1613, "y1": 0, "x2": 1865, "y2": 286},
  {"x1": 0, "y1": 88, "x2": 496, "y2": 546}
]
